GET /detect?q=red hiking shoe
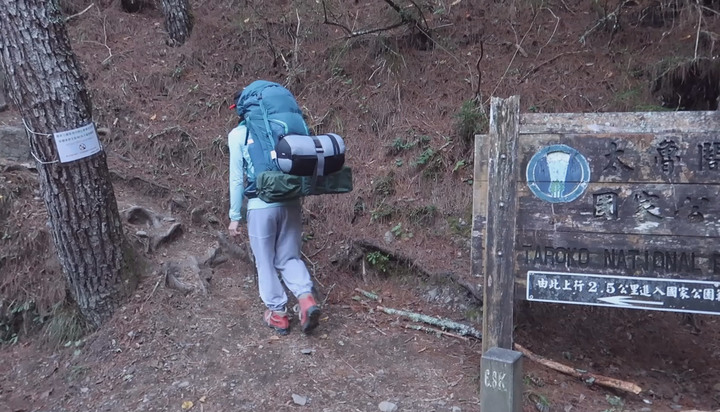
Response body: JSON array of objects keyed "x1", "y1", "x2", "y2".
[
  {"x1": 298, "y1": 293, "x2": 321, "y2": 334},
  {"x1": 264, "y1": 309, "x2": 289, "y2": 335}
]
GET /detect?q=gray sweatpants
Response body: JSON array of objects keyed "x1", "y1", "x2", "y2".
[{"x1": 247, "y1": 205, "x2": 314, "y2": 311}]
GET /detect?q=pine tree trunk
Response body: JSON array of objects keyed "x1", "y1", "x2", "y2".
[
  {"x1": 161, "y1": 0, "x2": 193, "y2": 46},
  {"x1": 0, "y1": 0, "x2": 137, "y2": 328}
]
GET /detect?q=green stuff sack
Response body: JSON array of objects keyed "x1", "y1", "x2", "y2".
[{"x1": 256, "y1": 166, "x2": 353, "y2": 203}]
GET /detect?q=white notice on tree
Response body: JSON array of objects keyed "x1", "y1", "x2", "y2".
[{"x1": 53, "y1": 123, "x2": 101, "y2": 163}]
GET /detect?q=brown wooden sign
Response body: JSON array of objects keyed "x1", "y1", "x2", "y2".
[{"x1": 473, "y1": 97, "x2": 720, "y2": 352}]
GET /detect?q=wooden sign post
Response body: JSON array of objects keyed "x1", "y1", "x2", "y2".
[
  {"x1": 475, "y1": 96, "x2": 524, "y2": 411},
  {"x1": 476, "y1": 96, "x2": 520, "y2": 353}
]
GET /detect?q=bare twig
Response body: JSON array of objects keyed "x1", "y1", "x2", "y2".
[
  {"x1": 700, "y1": 5, "x2": 720, "y2": 17},
  {"x1": 537, "y1": 7, "x2": 560, "y2": 57},
  {"x1": 351, "y1": 21, "x2": 407, "y2": 38},
  {"x1": 579, "y1": 0, "x2": 631, "y2": 46},
  {"x1": 306, "y1": 237, "x2": 329, "y2": 259},
  {"x1": 321, "y1": 283, "x2": 335, "y2": 306},
  {"x1": 376, "y1": 305, "x2": 482, "y2": 339},
  {"x1": 519, "y1": 51, "x2": 584, "y2": 83},
  {"x1": 487, "y1": 11, "x2": 539, "y2": 103},
  {"x1": 694, "y1": 3, "x2": 703, "y2": 60},
  {"x1": 473, "y1": 41, "x2": 484, "y2": 101},
  {"x1": 514, "y1": 343, "x2": 642, "y2": 395},
  {"x1": 65, "y1": 3, "x2": 95, "y2": 22},
  {"x1": 404, "y1": 323, "x2": 469, "y2": 341},
  {"x1": 343, "y1": 359, "x2": 361, "y2": 376},
  {"x1": 139, "y1": 277, "x2": 162, "y2": 312},
  {"x1": 321, "y1": 0, "x2": 404, "y2": 37},
  {"x1": 322, "y1": 0, "x2": 429, "y2": 40},
  {"x1": 406, "y1": 0, "x2": 431, "y2": 34},
  {"x1": 321, "y1": 0, "x2": 352, "y2": 36},
  {"x1": 558, "y1": 0, "x2": 574, "y2": 14},
  {"x1": 293, "y1": 9, "x2": 300, "y2": 70},
  {"x1": 301, "y1": 251, "x2": 325, "y2": 288},
  {"x1": 82, "y1": 8, "x2": 113, "y2": 64}
]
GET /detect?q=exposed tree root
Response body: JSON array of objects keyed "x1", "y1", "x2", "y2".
[
  {"x1": 152, "y1": 222, "x2": 183, "y2": 250},
  {"x1": 163, "y1": 256, "x2": 209, "y2": 295},
  {"x1": 216, "y1": 231, "x2": 254, "y2": 264},
  {"x1": 342, "y1": 238, "x2": 483, "y2": 304},
  {"x1": 121, "y1": 205, "x2": 161, "y2": 228}
]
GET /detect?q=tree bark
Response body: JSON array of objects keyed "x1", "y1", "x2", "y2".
[
  {"x1": 160, "y1": 0, "x2": 193, "y2": 46},
  {"x1": 0, "y1": 68, "x2": 7, "y2": 112},
  {"x1": 0, "y1": 0, "x2": 137, "y2": 328}
]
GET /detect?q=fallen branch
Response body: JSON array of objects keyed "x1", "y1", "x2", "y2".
[
  {"x1": 376, "y1": 305, "x2": 482, "y2": 339},
  {"x1": 355, "y1": 288, "x2": 381, "y2": 302},
  {"x1": 404, "y1": 323, "x2": 469, "y2": 341},
  {"x1": 514, "y1": 343, "x2": 642, "y2": 395}
]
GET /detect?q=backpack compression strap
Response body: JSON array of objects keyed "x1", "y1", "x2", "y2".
[
  {"x1": 258, "y1": 93, "x2": 277, "y2": 163},
  {"x1": 307, "y1": 135, "x2": 326, "y2": 195}
]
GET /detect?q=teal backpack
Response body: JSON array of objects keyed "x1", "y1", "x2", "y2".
[
  {"x1": 232, "y1": 80, "x2": 352, "y2": 202},
  {"x1": 233, "y1": 80, "x2": 309, "y2": 199}
]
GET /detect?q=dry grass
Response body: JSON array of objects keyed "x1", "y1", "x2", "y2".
[
  {"x1": 41, "y1": 301, "x2": 89, "y2": 348},
  {"x1": 651, "y1": 57, "x2": 720, "y2": 110}
]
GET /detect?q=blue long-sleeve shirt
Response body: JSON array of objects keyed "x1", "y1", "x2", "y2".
[{"x1": 228, "y1": 124, "x2": 299, "y2": 221}]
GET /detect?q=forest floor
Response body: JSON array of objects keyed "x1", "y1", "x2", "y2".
[{"x1": 2, "y1": 0, "x2": 720, "y2": 411}]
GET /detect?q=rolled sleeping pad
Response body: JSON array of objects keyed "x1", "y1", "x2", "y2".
[{"x1": 274, "y1": 133, "x2": 346, "y2": 176}]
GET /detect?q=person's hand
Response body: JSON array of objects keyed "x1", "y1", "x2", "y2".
[{"x1": 228, "y1": 220, "x2": 242, "y2": 237}]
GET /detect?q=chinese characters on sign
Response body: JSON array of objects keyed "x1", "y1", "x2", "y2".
[
  {"x1": 599, "y1": 137, "x2": 720, "y2": 177},
  {"x1": 603, "y1": 141, "x2": 633, "y2": 172},
  {"x1": 698, "y1": 142, "x2": 720, "y2": 171},
  {"x1": 53, "y1": 123, "x2": 102, "y2": 163},
  {"x1": 593, "y1": 192, "x2": 617, "y2": 219},
  {"x1": 588, "y1": 138, "x2": 720, "y2": 222},
  {"x1": 527, "y1": 271, "x2": 720, "y2": 315},
  {"x1": 655, "y1": 139, "x2": 680, "y2": 175}
]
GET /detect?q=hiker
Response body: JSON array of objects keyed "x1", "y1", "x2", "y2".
[{"x1": 226, "y1": 84, "x2": 321, "y2": 336}]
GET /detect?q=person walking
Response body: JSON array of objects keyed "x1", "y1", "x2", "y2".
[{"x1": 227, "y1": 119, "x2": 321, "y2": 335}]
